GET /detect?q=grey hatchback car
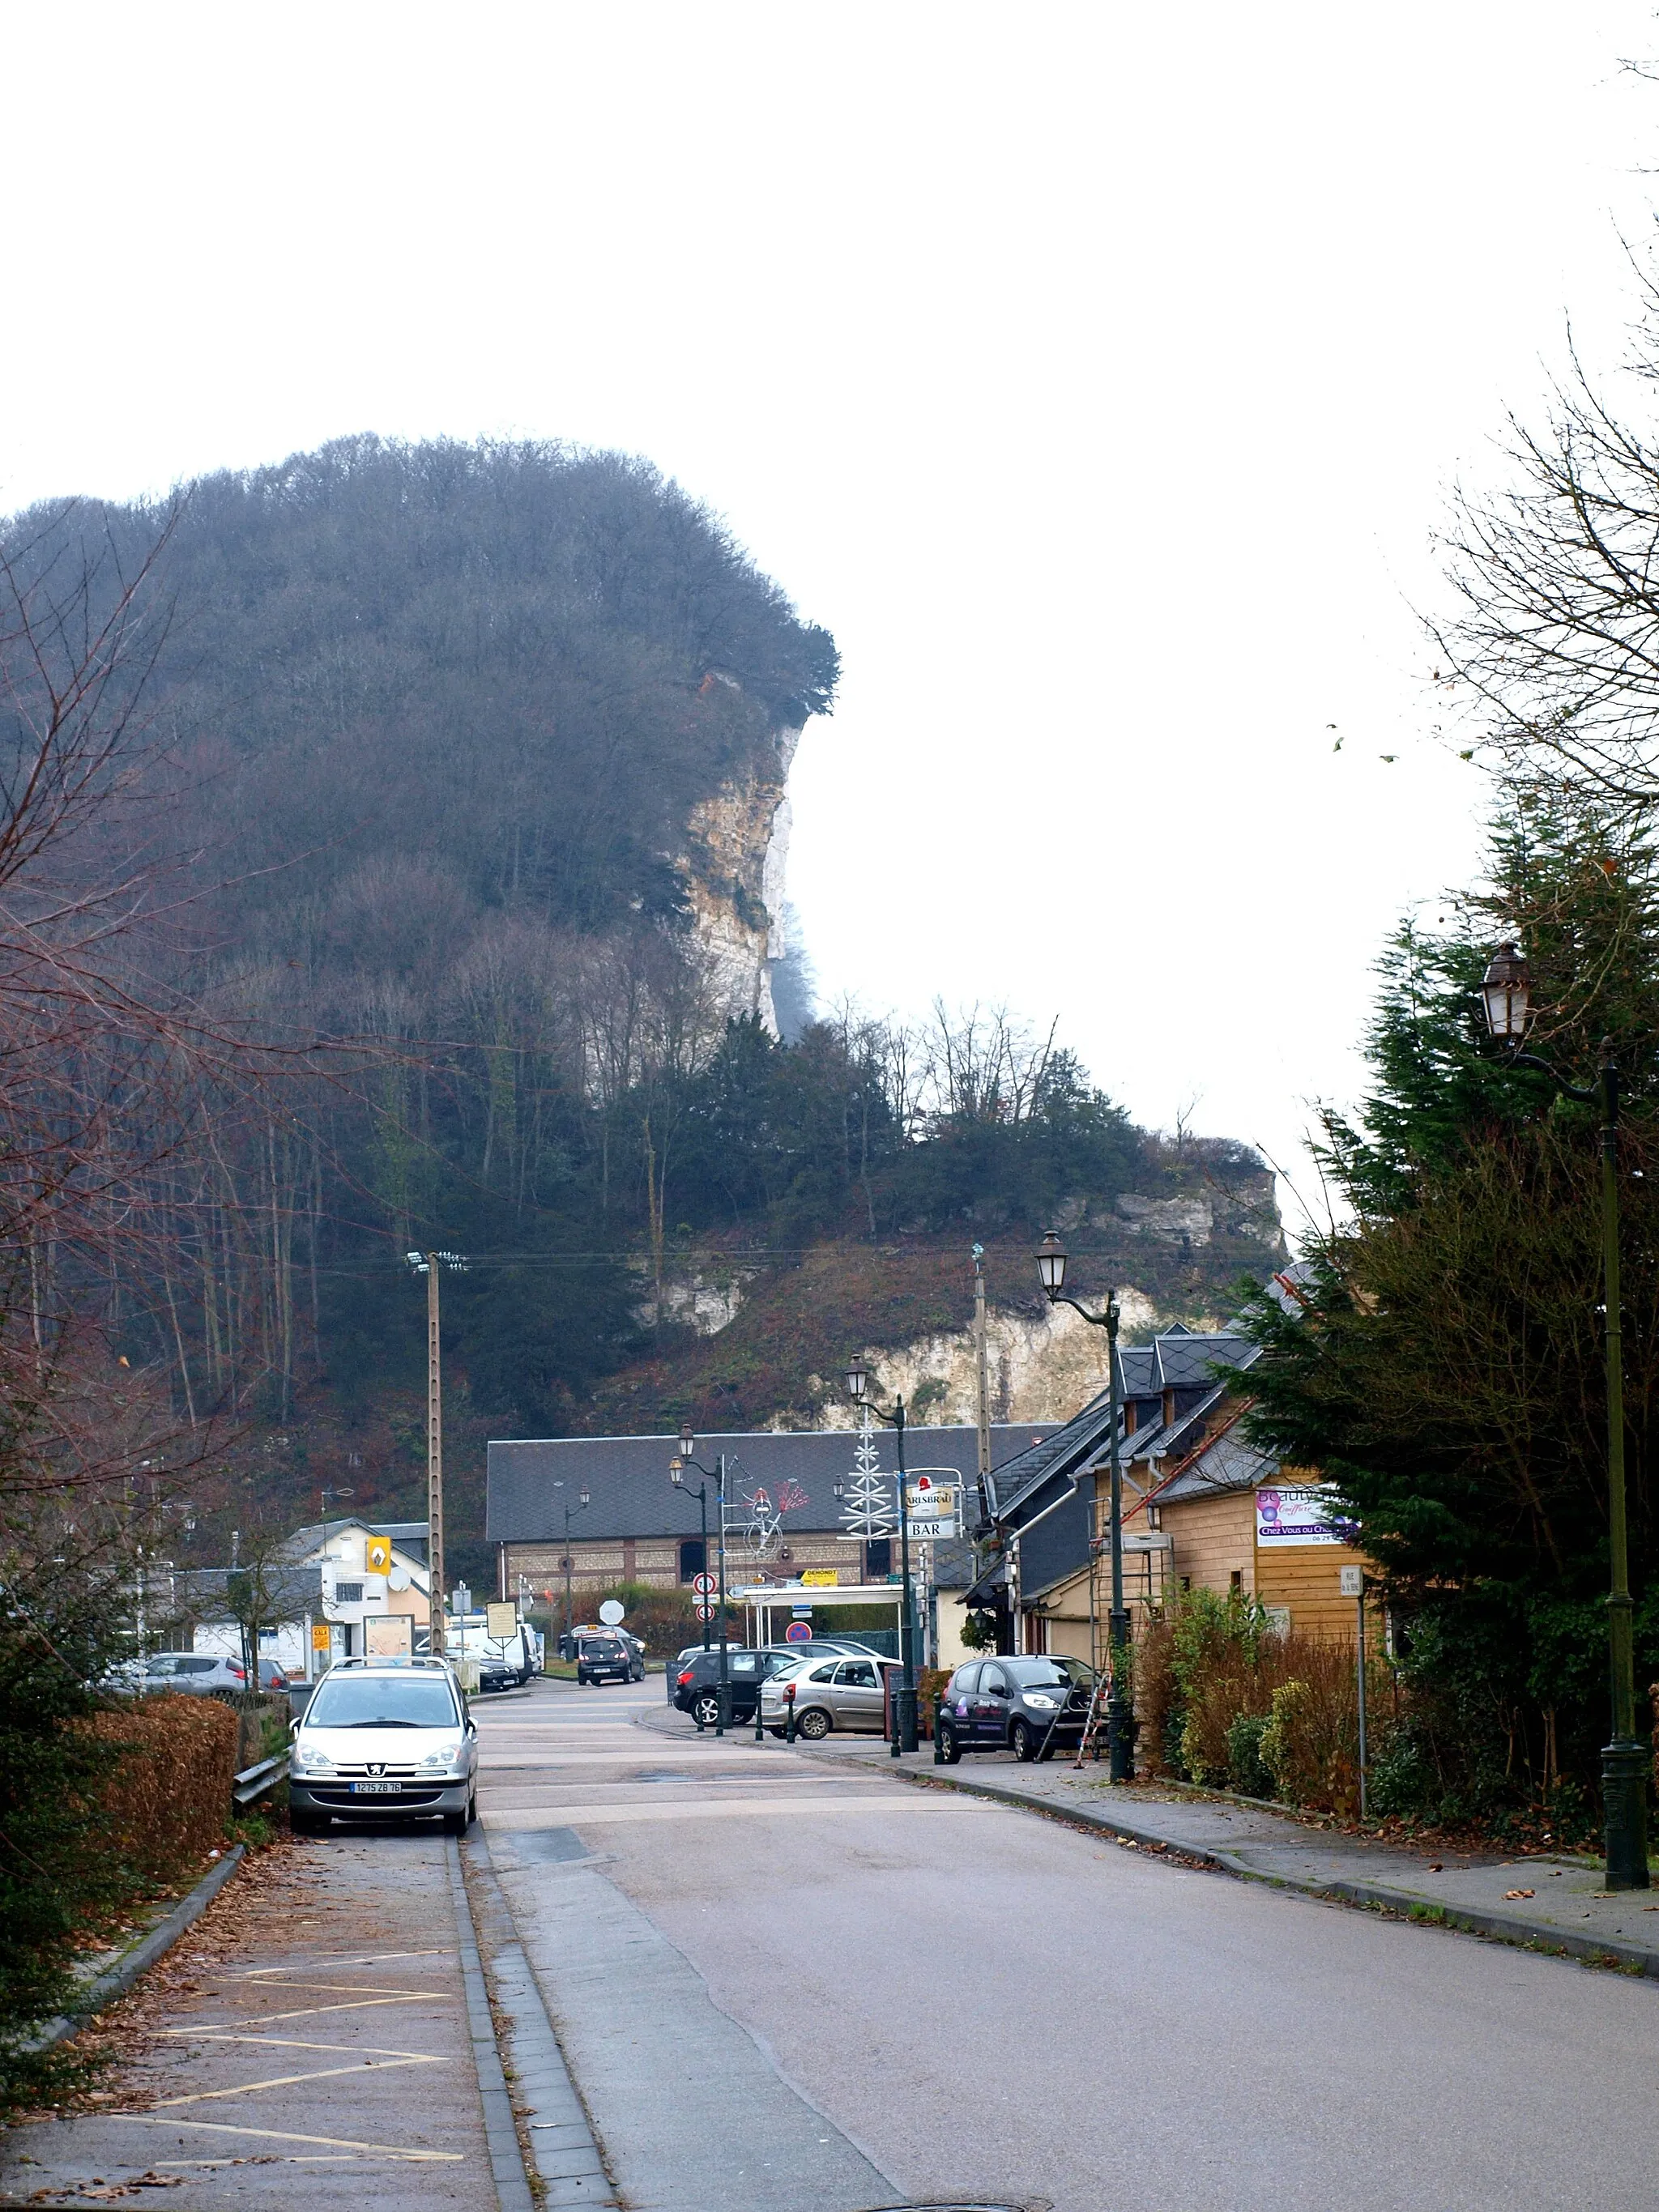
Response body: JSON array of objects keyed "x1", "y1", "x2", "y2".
[{"x1": 760, "y1": 1652, "x2": 895, "y2": 1738}]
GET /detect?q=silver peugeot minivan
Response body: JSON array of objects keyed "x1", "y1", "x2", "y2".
[{"x1": 288, "y1": 1658, "x2": 479, "y2": 1835}]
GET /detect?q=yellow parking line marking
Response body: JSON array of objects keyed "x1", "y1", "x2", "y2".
[
  {"x1": 147, "y1": 2057, "x2": 441, "y2": 2109},
  {"x1": 217, "y1": 1990, "x2": 444, "y2": 2008},
  {"x1": 221, "y1": 1996, "x2": 439, "y2": 2023},
  {"x1": 158, "y1": 2033, "x2": 439, "y2": 2060},
  {"x1": 121, "y1": 2118, "x2": 462, "y2": 2161},
  {"x1": 240, "y1": 1951, "x2": 450, "y2": 1975}
]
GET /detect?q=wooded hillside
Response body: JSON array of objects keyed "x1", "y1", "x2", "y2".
[{"x1": 2, "y1": 438, "x2": 1278, "y2": 1583}]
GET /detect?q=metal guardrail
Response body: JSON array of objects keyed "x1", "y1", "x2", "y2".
[{"x1": 232, "y1": 1750, "x2": 289, "y2": 1806}]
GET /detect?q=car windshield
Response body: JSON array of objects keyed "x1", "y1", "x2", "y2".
[
  {"x1": 305, "y1": 1673, "x2": 459, "y2": 1728},
  {"x1": 1005, "y1": 1656, "x2": 1094, "y2": 1690},
  {"x1": 582, "y1": 1639, "x2": 622, "y2": 1656}
]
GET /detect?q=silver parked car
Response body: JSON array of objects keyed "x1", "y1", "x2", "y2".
[
  {"x1": 288, "y1": 1658, "x2": 479, "y2": 1835},
  {"x1": 122, "y1": 1651, "x2": 249, "y2": 1698},
  {"x1": 760, "y1": 1652, "x2": 895, "y2": 1739}
]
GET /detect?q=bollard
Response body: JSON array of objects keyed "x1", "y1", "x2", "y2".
[
  {"x1": 932, "y1": 1691, "x2": 945, "y2": 1764},
  {"x1": 784, "y1": 1683, "x2": 796, "y2": 1744},
  {"x1": 753, "y1": 1684, "x2": 766, "y2": 1743}
]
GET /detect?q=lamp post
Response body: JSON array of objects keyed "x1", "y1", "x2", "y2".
[
  {"x1": 1035, "y1": 1231, "x2": 1133, "y2": 1783},
  {"x1": 674, "y1": 1433, "x2": 730, "y2": 1733},
  {"x1": 1479, "y1": 942, "x2": 1650, "y2": 1891},
  {"x1": 844, "y1": 1358, "x2": 917, "y2": 1755},
  {"x1": 551, "y1": 1479, "x2": 591, "y2": 1651},
  {"x1": 669, "y1": 1438, "x2": 713, "y2": 1655}
]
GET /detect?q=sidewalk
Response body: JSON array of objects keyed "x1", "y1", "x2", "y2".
[{"x1": 640, "y1": 1702, "x2": 1659, "y2": 1975}]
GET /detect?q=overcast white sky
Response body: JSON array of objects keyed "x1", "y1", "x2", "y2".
[{"x1": 5, "y1": 4, "x2": 1658, "y2": 1231}]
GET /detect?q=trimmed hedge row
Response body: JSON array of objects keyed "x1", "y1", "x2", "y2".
[{"x1": 84, "y1": 1695, "x2": 238, "y2": 1886}]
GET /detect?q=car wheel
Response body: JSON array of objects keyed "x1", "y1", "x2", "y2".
[
  {"x1": 442, "y1": 1808, "x2": 467, "y2": 1836},
  {"x1": 937, "y1": 1722, "x2": 962, "y2": 1764},
  {"x1": 290, "y1": 1811, "x2": 325, "y2": 1836},
  {"x1": 576, "y1": 1671, "x2": 588, "y2": 1686},
  {"x1": 693, "y1": 1692, "x2": 722, "y2": 1728},
  {"x1": 1011, "y1": 1720, "x2": 1035, "y2": 1762},
  {"x1": 795, "y1": 1707, "x2": 832, "y2": 1741},
  {"x1": 465, "y1": 1789, "x2": 478, "y2": 1827}
]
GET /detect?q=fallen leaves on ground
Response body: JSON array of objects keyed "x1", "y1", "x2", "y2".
[{"x1": 1503, "y1": 1888, "x2": 1537, "y2": 1899}]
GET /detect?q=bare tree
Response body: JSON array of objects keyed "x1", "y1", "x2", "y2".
[{"x1": 1431, "y1": 257, "x2": 1659, "y2": 807}]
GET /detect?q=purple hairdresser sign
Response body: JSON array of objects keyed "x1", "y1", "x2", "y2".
[{"x1": 1255, "y1": 1485, "x2": 1354, "y2": 1548}]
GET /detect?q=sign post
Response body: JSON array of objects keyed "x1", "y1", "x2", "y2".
[{"x1": 1340, "y1": 1561, "x2": 1367, "y2": 1815}]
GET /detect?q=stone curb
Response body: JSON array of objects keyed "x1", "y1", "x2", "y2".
[
  {"x1": 34, "y1": 1844, "x2": 246, "y2": 2049},
  {"x1": 825, "y1": 1754, "x2": 1659, "y2": 1979},
  {"x1": 447, "y1": 1835, "x2": 536, "y2": 2212},
  {"x1": 460, "y1": 1827, "x2": 618, "y2": 2207}
]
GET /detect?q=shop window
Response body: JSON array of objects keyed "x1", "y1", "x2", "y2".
[{"x1": 865, "y1": 1538, "x2": 892, "y2": 1579}]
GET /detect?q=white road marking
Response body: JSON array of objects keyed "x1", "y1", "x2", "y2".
[{"x1": 484, "y1": 1795, "x2": 997, "y2": 1827}]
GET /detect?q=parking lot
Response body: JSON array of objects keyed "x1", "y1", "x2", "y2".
[{"x1": 1, "y1": 1831, "x2": 497, "y2": 2210}]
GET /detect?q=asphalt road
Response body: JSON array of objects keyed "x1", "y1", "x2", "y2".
[{"x1": 480, "y1": 1677, "x2": 1659, "y2": 2212}]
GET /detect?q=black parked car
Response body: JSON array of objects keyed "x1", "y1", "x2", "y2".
[
  {"x1": 576, "y1": 1632, "x2": 643, "y2": 1686},
  {"x1": 935, "y1": 1656, "x2": 1096, "y2": 1763},
  {"x1": 671, "y1": 1646, "x2": 800, "y2": 1727}
]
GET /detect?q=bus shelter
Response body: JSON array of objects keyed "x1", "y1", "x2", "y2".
[{"x1": 734, "y1": 1579, "x2": 917, "y2": 1660}]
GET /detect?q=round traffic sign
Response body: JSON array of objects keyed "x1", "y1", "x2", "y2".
[
  {"x1": 784, "y1": 1620, "x2": 812, "y2": 1643},
  {"x1": 691, "y1": 1572, "x2": 716, "y2": 1597},
  {"x1": 598, "y1": 1598, "x2": 625, "y2": 1626},
  {"x1": 693, "y1": 1601, "x2": 716, "y2": 1622}
]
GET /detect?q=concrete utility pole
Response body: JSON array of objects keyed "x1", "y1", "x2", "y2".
[{"x1": 408, "y1": 1251, "x2": 466, "y2": 1660}]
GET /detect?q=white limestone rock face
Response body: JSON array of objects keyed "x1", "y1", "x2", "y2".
[
  {"x1": 629, "y1": 1267, "x2": 753, "y2": 1336},
  {"x1": 812, "y1": 1289, "x2": 1163, "y2": 1430},
  {"x1": 682, "y1": 721, "x2": 801, "y2": 1037}
]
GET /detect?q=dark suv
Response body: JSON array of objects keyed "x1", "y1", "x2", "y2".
[
  {"x1": 936, "y1": 1655, "x2": 1096, "y2": 1763},
  {"x1": 671, "y1": 1647, "x2": 798, "y2": 1727}
]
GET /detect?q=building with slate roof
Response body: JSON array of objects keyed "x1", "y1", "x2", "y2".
[
  {"x1": 962, "y1": 1265, "x2": 1360, "y2": 1657},
  {"x1": 487, "y1": 1423, "x2": 1058, "y2": 1632}
]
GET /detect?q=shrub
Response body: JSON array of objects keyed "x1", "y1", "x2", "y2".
[
  {"x1": 1257, "y1": 1645, "x2": 1363, "y2": 1813},
  {"x1": 1226, "y1": 1711, "x2": 1274, "y2": 1797},
  {"x1": 88, "y1": 1696, "x2": 238, "y2": 1886}
]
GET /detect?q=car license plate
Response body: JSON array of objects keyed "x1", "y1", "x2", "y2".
[{"x1": 349, "y1": 1779, "x2": 404, "y2": 1795}]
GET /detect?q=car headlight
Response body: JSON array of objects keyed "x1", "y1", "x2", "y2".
[
  {"x1": 417, "y1": 1741, "x2": 464, "y2": 1771},
  {"x1": 1024, "y1": 1693, "x2": 1059, "y2": 1711},
  {"x1": 292, "y1": 1747, "x2": 334, "y2": 1776}
]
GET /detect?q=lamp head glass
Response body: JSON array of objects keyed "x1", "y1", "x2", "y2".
[
  {"x1": 1480, "y1": 941, "x2": 1532, "y2": 1040},
  {"x1": 1036, "y1": 1230, "x2": 1068, "y2": 1300},
  {"x1": 845, "y1": 1357, "x2": 869, "y2": 1404}
]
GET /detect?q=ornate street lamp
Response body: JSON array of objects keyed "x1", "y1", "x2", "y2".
[
  {"x1": 1035, "y1": 1231, "x2": 1133, "y2": 1783},
  {"x1": 1480, "y1": 940, "x2": 1532, "y2": 1041},
  {"x1": 670, "y1": 1453, "x2": 712, "y2": 1656},
  {"x1": 1479, "y1": 945, "x2": 1648, "y2": 1890},
  {"x1": 550, "y1": 1479, "x2": 591, "y2": 1652},
  {"x1": 672, "y1": 1433, "x2": 730, "y2": 1730},
  {"x1": 843, "y1": 1358, "x2": 918, "y2": 1755}
]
